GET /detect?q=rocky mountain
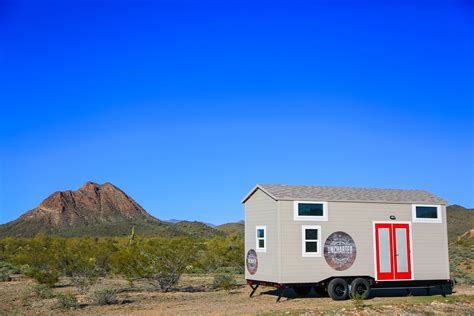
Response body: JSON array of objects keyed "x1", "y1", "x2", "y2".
[
  {"x1": 30, "y1": 181, "x2": 155, "y2": 225},
  {"x1": 0, "y1": 182, "x2": 235, "y2": 238}
]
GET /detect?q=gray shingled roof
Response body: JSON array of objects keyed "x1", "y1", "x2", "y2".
[{"x1": 243, "y1": 184, "x2": 447, "y2": 204}]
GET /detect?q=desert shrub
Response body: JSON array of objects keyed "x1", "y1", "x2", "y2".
[
  {"x1": 55, "y1": 291, "x2": 78, "y2": 310},
  {"x1": 110, "y1": 237, "x2": 198, "y2": 292},
  {"x1": 351, "y1": 293, "x2": 365, "y2": 311},
  {"x1": 56, "y1": 237, "x2": 118, "y2": 277},
  {"x1": 190, "y1": 267, "x2": 205, "y2": 274},
  {"x1": 71, "y1": 270, "x2": 101, "y2": 294},
  {"x1": 20, "y1": 286, "x2": 33, "y2": 305},
  {"x1": 19, "y1": 285, "x2": 55, "y2": 305},
  {"x1": 25, "y1": 268, "x2": 59, "y2": 286},
  {"x1": 213, "y1": 273, "x2": 237, "y2": 291},
  {"x1": 20, "y1": 264, "x2": 31, "y2": 274},
  {"x1": 90, "y1": 288, "x2": 118, "y2": 305},
  {"x1": 10, "y1": 235, "x2": 62, "y2": 287},
  {"x1": 454, "y1": 273, "x2": 474, "y2": 285},
  {"x1": 109, "y1": 244, "x2": 142, "y2": 281},
  {"x1": 201, "y1": 233, "x2": 244, "y2": 273},
  {"x1": 0, "y1": 261, "x2": 20, "y2": 274},
  {"x1": 32, "y1": 284, "x2": 56, "y2": 299},
  {"x1": 70, "y1": 260, "x2": 105, "y2": 294},
  {"x1": 0, "y1": 271, "x2": 11, "y2": 282}
]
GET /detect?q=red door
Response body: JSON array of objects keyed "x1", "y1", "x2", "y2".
[{"x1": 375, "y1": 223, "x2": 412, "y2": 280}]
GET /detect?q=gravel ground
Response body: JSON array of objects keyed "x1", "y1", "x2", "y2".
[{"x1": 0, "y1": 274, "x2": 473, "y2": 315}]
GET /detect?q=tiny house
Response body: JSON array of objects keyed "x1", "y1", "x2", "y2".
[{"x1": 243, "y1": 184, "x2": 453, "y2": 301}]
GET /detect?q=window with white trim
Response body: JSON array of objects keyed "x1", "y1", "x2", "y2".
[
  {"x1": 302, "y1": 225, "x2": 321, "y2": 257},
  {"x1": 412, "y1": 204, "x2": 442, "y2": 223},
  {"x1": 294, "y1": 201, "x2": 328, "y2": 221},
  {"x1": 256, "y1": 226, "x2": 266, "y2": 252}
]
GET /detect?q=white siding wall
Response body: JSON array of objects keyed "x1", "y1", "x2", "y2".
[
  {"x1": 411, "y1": 205, "x2": 450, "y2": 280},
  {"x1": 278, "y1": 200, "x2": 449, "y2": 283},
  {"x1": 244, "y1": 189, "x2": 279, "y2": 282},
  {"x1": 244, "y1": 188, "x2": 450, "y2": 284}
]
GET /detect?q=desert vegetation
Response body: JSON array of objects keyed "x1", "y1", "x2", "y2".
[
  {"x1": 0, "y1": 232, "x2": 243, "y2": 311},
  {"x1": 0, "y1": 232, "x2": 473, "y2": 314},
  {"x1": 0, "y1": 232, "x2": 243, "y2": 280}
]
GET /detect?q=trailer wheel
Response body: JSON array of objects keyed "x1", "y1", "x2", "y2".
[
  {"x1": 350, "y1": 278, "x2": 371, "y2": 299},
  {"x1": 293, "y1": 286, "x2": 311, "y2": 296},
  {"x1": 328, "y1": 278, "x2": 349, "y2": 300}
]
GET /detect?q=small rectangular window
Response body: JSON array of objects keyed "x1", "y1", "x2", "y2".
[
  {"x1": 306, "y1": 241, "x2": 318, "y2": 253},
  {"x1": 294, "y1": 201, "x2": 328, "y2": 221},
  {"x1": 299, "y1": 203, "x2": 324, "y2": 216},
  {"x1": 256, "y1": 226, "x2": 266, "y2": 252},
  {"x1": 412, "y1": 204, "x2": 442, "y2": 223},
  {"x1": 416, "y1": 206, "x2": 438, "y2": 218},
  {"x1": 302, "y1": 225, "x2": 321, "y2": 257},
  {"x1": 305, "y1": 229, "x2": 318, "y2": 240}
]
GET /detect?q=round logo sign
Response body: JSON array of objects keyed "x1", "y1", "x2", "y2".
[
  {"x1": 246, "y1": 249, "x2": 258, "y2": 275},
  {"x1": 324, "y1": 231, "x2": 357, "y2": 271}
]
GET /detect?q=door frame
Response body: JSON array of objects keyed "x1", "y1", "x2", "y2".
[{"x1": 372, "y1": 221, "x2": 414, "y2": 281}]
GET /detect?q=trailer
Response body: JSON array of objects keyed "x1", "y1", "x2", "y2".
[{"x1": 242, "y1": 184, "x2": 453, "y2": 301}]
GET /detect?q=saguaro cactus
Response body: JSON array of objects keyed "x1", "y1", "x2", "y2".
[{"x1": 129, "y1": 226, "x2": 135, "y2": 245}]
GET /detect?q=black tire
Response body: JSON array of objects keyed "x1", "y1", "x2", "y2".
[
  {"x1": 328, "y1": 278, "x2": 349, "y2": 300},
  {"x1": 293, "y1": 286, "x2": 312, "y2": 296},
  {"x1": 350, "y1": 278, "x2": 371, "y2": 299}
]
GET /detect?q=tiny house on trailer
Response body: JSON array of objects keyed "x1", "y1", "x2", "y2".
[{"x1": 243, "y1": 184, "x2": 453, "y2": 301}]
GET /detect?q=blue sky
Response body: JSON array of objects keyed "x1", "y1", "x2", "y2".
[{"x1": 0, "y1": 0, "x2": 473, "y2": 225}]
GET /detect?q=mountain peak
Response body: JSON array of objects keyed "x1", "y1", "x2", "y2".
[
  {"x1": 80, "y1": 181, "x2": 101, "y2": 191},
  {"x1": 2, "y1": 182, "x2": 158, "y2": 236}
]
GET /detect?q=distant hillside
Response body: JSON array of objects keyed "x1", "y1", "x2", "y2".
[
  {"x1": 446, "y1": 205, "x2": 474, "y2": 284},
  {"x1": 0, "y1": 182, "x2": 227, "y2": 239},
  {"x1": 174, "y1": 221, "x2": 224, "y2": 238},
  {"x1": 2, "y1": 184, "x2": 471, "y2": 242},
  {"x1": 447, "y1": 205, "x2": 474, "y2": 241},
  {"x1": 165, "y1": 219, "x2": 216, "y2": 228},
  {"x1": 216, "y1": 222, "x2": 244, "y2": 236}
]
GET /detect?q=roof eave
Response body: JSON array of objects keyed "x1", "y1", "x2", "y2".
[
  {"x1": 266, "y1": 198, "x2": 447, "y2": 205},
  {"x1": 241, "y1": 184, "x2": 278, "y2": 204}
]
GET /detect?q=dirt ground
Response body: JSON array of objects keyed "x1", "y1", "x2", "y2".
[{"x1": 0, "y1": 274, "x2": 473, "y2": 315}]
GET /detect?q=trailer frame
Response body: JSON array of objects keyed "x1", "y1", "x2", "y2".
[{"x1": 247, "y1": 278, "x2": 454, "y2": 302}]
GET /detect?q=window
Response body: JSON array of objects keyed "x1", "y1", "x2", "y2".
[
  {"x1": 412, "y1": 204, "x2": 442, "y2": 223},
  {"x1": 302, "y1": 225, "x2": 321, "y2": 257},
  {"x1": 294, "y1": 201, "x2": 328, "y2": 221},
  {"x1": 256, "y1": 226, "x2": 266, "y2": 252}
]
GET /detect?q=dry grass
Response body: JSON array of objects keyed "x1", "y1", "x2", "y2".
[{"x1": 0, "y1": 274, "x2": 473, "y2": 315}]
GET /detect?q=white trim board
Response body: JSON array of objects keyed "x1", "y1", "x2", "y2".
[
  {"x1": 411, "y1": 204, "x2": 442, "y2": 223},
  {"x1": 293, "y1": 201, "x2": 328, "y2": 221},
  {"x1": 301, "y1": 225, "x2": 322, "y2": 257},
  {"x1": 256, "y1": 225, "x2": 267, "y2": 253}
]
